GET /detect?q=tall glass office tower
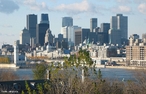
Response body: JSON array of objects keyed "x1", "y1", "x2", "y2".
[
  {"x1": 61, "y1": 17, "x2": 73, "y2": 39},
  {"x1": 62, "y1": 17, "x2": 73, "y2": 27},
  {"x1": 36, "y1": 14, "x2": 50, "y2": 46},
  {"x1": 40, "y1": 14, "x2": 49, "y2": 25},
  {"x1": 26, "y1": 14, "x2": 37, "y2": 38},
  {"x1": 111, "y1": 14, "x2": 128, "y2": 39},
  {"x1": 90, "y1": 18, "x2": 97, "y2": 32}
]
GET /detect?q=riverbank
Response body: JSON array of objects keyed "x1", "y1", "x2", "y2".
[
  {"x1": 0, "y1": 64, "x2": 19, "y2": 68},
  {"x1": 106, "y1": 66, "x2": 146, "y2": 69}
]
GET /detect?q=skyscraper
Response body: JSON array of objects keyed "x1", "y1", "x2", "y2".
[
  {"x1": 101, "y1": 23, "x2": 110, "y2": 43},
  {"x1": 111, "y1": 14, "x2": 128, "y2": 39},
  {"x1": 62, "y1": 17, "x2": 73, "y2": 27},
  {"x1": 36, "y1": 14, "x2": 49, "y2": 46},
  {"x1": 20, "y1": 28, "x2": 30, "y2": 45},
  {"x1": 68, "y1": 26, "x2": 81, "y2": 46},
  {"x1": 40, "y1": 14, "x2": 49, "y2": 25},
  {"x1": 45, "y1": 28, "x2": 54, "y2": 45},
  {"x1": 61, "y1": 26, "x2": 68, "y2": 38},
  {"x1": 101, "y1": 23, "x2": 110, "y2": 33},
  {"x1": 75, "y1": 28, "x2": 90, "y2": 46},
  {"x1": 108, "y1": 29, "x2": 121, "y2": 45},
  {"x1": 26, "y1": 14, "x2": 37, "y2": 38},
  {"x1": 90, "y1": 18, "x2": 98, "y2": 32}
]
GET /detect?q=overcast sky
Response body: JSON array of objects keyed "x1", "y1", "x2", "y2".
[{"x1": 0, "y1": 0, "x2": 146, "y2": 46}]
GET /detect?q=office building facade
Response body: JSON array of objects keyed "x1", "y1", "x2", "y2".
[
  {"x1": 75, "y1": 28, "x2": 90, "y2": 46},
  {"x1": 126, "y1": 45, "x2": 146, "y2": 66},
  {"x1": 100, "y1": 23, "x2": 110, "y2": 43},
  {"x1": 111, "y1": 14, "x2": 128, "y2": 39},
  {"x1": 36, "y1": 23, "x2": 49, "y2": 46},
  {"x1": 20, "y1": 28, "x2": 30, "y2": 45},
  {"x1": 26, "y1": 14, "x2": 37, "y2": 38},
  {"x1": 90, "y1": 18, "x2": 97, "y2": 32},
  {"x1": 61, "y1": 26, "x2": 68, "y2": 39},
  {"x1": 75, "y1": 28, "x2": 100, "y2": 46},
  {"x1": 75, "y1": 29, "x2": 82, "y2": 46},
  {"x1": 45, "y1": 28, "x2": 54, "y2": 45},
  {"x1": 62, "y1": 17, "x2": 73, "y2": 27},
  {"x1": 36, "y1": 14, "x2": 50, "y2": 46},
  {"x1": 108, "y1": 29, "x2": 121, "y2": 45},
  {"x1": 68, "y1": 26, "x2": 81, "y2": 46},
  {"x1": 40, "y1": 14, "x2": 49, "y2": 24},
  {"x1": 126, "y1": 37, "x2": 146, "y2": 66}
]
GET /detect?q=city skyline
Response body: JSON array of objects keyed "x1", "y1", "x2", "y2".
[{"x1": 0, "y1": 0, "x2": 146, "y2": 46}]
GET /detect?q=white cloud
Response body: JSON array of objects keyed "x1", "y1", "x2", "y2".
[
  {"x1": 111, "y1": 6, "x2": 132, "y2": 14},
  {"x1": 119, "y1": 6, "x2": 131, "y2": 12},
  {"x1": 117, "y1": 0, "x2": 131, "y2": 4},
  {"x1": 22, "y1": 0, "x2": 48, "y2": 11},
  {"x1": 17, "y1": 0, "x2": 137, "y2": 15},
  {"x1": 138, "y1": 3, "x2": 146, "y2": 14},
  {"x1": 116, "y1": 0, "x2": 146, "y2": 4},
  {"x1": 54, "y1": 0, "x2": 104, "y2": 15},
  {"x1": 23, "y1": 0, "x2": 35, "y2": 4},
  {"x1": 133, "y1": 0, "x2": 146, "y2": 4}
]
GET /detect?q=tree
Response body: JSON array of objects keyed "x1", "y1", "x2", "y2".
[
  {"x1": 64, "y1": 48, "x2": 95, "y2": 83},
  {"x1": 0, "y1": 57, "x2": 10, "y2": 64},
  {"x1": 97, "y1": 69, "x2": 102, "y2": 79},
  {"x1": 33, "y1": 63, "x2": 47, "y2": 80}
]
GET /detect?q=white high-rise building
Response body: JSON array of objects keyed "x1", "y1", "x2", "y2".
[
  {"x1": 61, "y1": 17, "x2": 73, "y2": 39},
  {"x1": 14, "y1": 41, "x2": 19, "y2": 65},
  {"x1": 68, "y1": 26, "x2": 81, "y2": 46},
  {"x1": 20, "y1": 28, "x2": 30, "y2": 45},
  {"x1": 111, "y1": 14, "x2": 128, "y2": 39},
  {"x1": 61, "y1": 26, "x2": 68, "y2": 38}
]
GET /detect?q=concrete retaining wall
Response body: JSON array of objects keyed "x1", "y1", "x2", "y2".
[
  {"x1": 106, "y1": 66, "x2": 146, "y2": 69},
  {"x1": 0, "y1": 64, "x2": 18, "y2": 68}
]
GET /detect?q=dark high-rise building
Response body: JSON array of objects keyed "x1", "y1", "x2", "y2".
[
  {"x1": 101, "y1": 23, "x2": 110, "y2": 43},
  {"x1": 36, "y1": 14, "x2": 49, "y2": 46},
  {"x1": 111, "y1": 14, "x2": 128, "y2": 39},
  {"x1": 75, "y1": 28, "x2": 100, "y2": 45},
  {"x1": 89, "y1": 32, "x2": 98, "y2": 43},
  {"x1": 62, "y1": 17, "x2": 73, "y2": 27},
  {"x1": 36, "y1": 23, "x2": 49, "y2": 46},
  {"x1": 61, "y1": 40, "x2": 68, "y2": 50},
  {"x1": 26, "y1": 14, "x2": 37, "y2": 38},
  {"x1": 82, "y1": 29, "x2": 90, "y2": 43},
  {"x1": 101, "y1": 23, "x2": 110, "y2": 33},
  {"x1": 40, "y1": 14, "x2": 49, "y2": 24},
  {"x1": 75, "y1": 29, "x2": 82, "y2": 46},
  {"x1": 58, "y1": 34, "x2": 63, "y2": 42},
  {"x1": 97, "y1": 32, "x2": 105, "y2": 45},
  {"x1": 90, "y1": 18, "x2": 97, "y2": 32}
]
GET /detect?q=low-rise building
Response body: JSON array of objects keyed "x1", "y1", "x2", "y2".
[{"x1": 126, "y1": 36, "x2": 146, "y2": 66}]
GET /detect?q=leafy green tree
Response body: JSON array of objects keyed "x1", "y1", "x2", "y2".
[
  {"x1": 25, "y1": 81, "x2": 31, "y2": 94},
  {"x1": 64, "y1": 48, "x2": 94, "y2": 83},
  {"x1": 33, "y1": 63, "x2": 47, "y2": 80},
  {"x1": 21, "y1": 91, "x2": 25, "y2": 94},
  {"x1": 37, "y1": 83, "x2": 43, "y2": 94}
]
